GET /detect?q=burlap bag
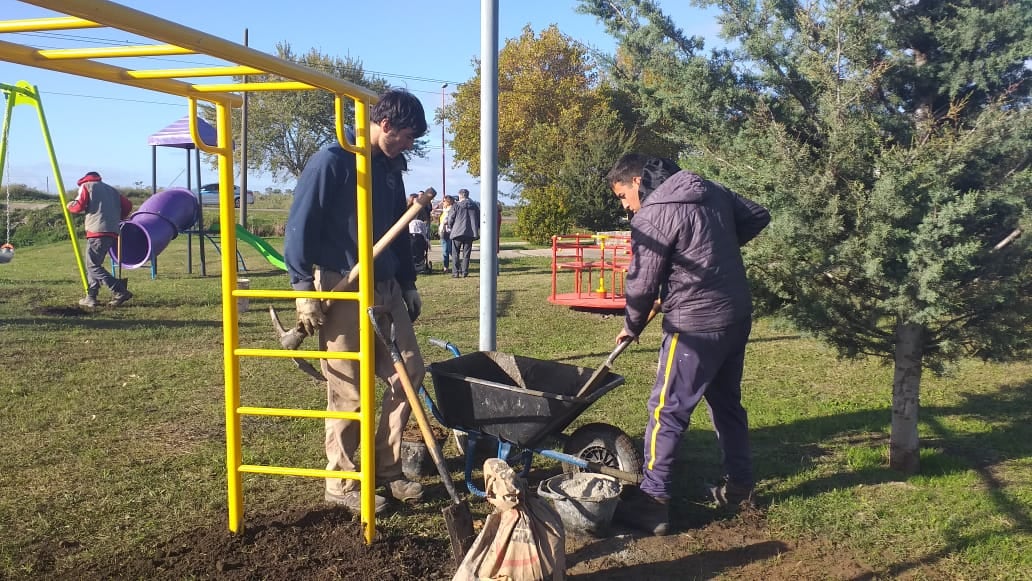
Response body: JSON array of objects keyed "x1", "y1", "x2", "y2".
[{"x1": 453, "y1": 459, "x2": 565, "y2": 581}]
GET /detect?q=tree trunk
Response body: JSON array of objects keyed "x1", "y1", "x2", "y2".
[{"x1": 889, "y1": 322, "x2": 924, "y2": 473}]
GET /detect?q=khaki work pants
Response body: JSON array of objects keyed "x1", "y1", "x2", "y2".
[{"x1": 315, "y1": 270, "x2": 425, "y2": 495}]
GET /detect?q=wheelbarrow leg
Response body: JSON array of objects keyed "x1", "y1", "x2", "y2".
[{"x1": 464, "y1": 432, "x2": 486, "y2": 497}]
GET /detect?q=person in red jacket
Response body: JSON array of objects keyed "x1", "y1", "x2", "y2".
[{"x1": 67, "y1": 171, "x2": 133, "y2": 307}]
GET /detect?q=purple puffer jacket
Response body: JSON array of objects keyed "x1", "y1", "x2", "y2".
[{"x1": 624, "y1": 171, "x2": 770, "y2": 335}]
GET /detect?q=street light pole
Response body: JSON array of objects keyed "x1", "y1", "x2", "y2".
[{"x1": 441, "y1": 83, "x2": 448, "y2": 197}]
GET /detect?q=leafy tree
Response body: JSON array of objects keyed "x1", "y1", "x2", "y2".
[
  {"x1": 205, "y1": 43, "x2": 425, "y2": 182},
  {"x1": 581, "y1": 0, "x2": 1032, "y2": 472},
  {"x1": 442, "y1": 25, "x2": 667, "y2": 241}
]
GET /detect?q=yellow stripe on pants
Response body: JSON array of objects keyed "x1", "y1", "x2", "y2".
[{"x1": 647, "y1": 333, "x2": 680, "y2": 470}]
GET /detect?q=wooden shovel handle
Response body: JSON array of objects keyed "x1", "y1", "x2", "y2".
[
  {"x1": 368, "y1": 307, "x2": 464, "y2": 505},
  {"x1": 323, "y1": 191, "x2": 434, "y2": 303}
]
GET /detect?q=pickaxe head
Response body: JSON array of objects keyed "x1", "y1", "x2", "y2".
[{"x1": 269, "y1": 305, "x2": 308, "y2": 350}]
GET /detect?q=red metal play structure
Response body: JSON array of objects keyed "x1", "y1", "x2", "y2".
[{"x1": 549, "y1": 232, "x2": 632, "y2": 310}]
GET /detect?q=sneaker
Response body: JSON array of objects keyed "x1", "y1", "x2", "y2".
[
  {"x1": 108, "y1": 290, "x2": 133, "y2": 307},
  {"x1": 324, "y1": 489, "x2": 388, "y2": 514},
  {"x1": 614, "y1": 488, "x2": 669, "y2": 536},
  {"x1": 78, "y1": 296, "x2": 98, "y2": 308},
  {"x1": 710, "y1": 478, "x2": 754, "y2": 508},
  {"x1": 384, "y1": 478, "x2": 424, "y2": 503}
]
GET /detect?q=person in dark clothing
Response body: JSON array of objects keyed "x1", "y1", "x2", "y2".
[
  {"x1": 607, "y1": 153, "x2": 770, "y2": 536},
  {"x1": 445, "y1": 188, "x2": 479, "y2": 277},
  {"x1": 67, "y1": 171, "x2": 133, "y2": 307},
  {"x1": 283, "y1": 89, "x2": 429, "y2": 514}
]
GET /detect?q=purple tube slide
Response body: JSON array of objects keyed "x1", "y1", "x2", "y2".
[{"x1": 111, "y1": 188, "x2": 199, "y2": 269}]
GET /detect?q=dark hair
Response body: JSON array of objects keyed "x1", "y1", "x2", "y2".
[
  {"x1": 606, "y1": 153, "x2": 648, "y2": 186},
  {"x1": 371, "y1": 89, "x2": 428, "y2": 137},
  {"x1": 606, "y1": 153, "x2": 681, "y2": 201}
]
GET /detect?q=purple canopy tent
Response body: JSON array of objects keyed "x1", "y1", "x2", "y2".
[{"x1": 147, "y1": 116, "x2": 217, "y2": 275}]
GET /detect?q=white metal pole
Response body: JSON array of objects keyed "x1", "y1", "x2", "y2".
[
  {"x1": 441, "y1": 83, "x2": 448, "y2": 197},
  {"x1": 479, "y1": 0, "x2": 499, "y2": 351}
]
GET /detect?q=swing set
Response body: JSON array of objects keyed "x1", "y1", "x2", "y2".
[{"x1": 0, "y1": 80, "x2": 88, "y2": 288}]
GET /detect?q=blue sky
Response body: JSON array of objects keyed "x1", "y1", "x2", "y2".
[{"x1": 0, "y1": 1, "x2": 718, "y2": 200}]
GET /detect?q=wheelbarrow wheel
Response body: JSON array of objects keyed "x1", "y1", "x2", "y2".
[{"x1": 562, "y1": 423, "x2": 642, "y2": 482}]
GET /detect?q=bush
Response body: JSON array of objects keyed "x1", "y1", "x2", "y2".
[{"x1": 9, "y1": 206, "x2": 70, "y2": 247}]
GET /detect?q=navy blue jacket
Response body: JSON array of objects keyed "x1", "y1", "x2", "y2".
[{"x1": 284, "y1": 143, "x2": 416, "y2": 291}]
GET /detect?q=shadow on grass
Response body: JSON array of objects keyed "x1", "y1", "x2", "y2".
[
  {"x1": 659, "y1": 380, "x2": 1032, "y2": 577},
  {"x1": 751, "y1": 381, "x2": 1032, "y2": 498}
]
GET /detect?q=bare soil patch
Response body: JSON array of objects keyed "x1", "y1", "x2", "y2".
[{"x1": 17, "y1": 502, "x2": 875, "y2": 580}]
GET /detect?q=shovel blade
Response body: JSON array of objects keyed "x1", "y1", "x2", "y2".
[{"x1": 443, "y1": 500, "x2": 475, "y2": 565}]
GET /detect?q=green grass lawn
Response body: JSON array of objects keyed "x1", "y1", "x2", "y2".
[{"x1": 0, "y1": 237, "x2": 1029, "y2": 579}]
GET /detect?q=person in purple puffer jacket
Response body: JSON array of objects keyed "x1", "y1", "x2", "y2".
[{"x1": 607, "y1": 153, "x2": 770, "y2": 536}]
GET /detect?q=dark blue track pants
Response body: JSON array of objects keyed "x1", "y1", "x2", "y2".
[{"x1": 640, "y1": 319, "x2": 754, "y2": 499}]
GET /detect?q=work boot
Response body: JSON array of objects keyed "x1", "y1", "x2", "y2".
[
  {"x1": 614, "y1": 488, "x2": 669, "y2": 536},
  {"x1": 108, "y1": 290, "x2": 133, "y2": 307},
  {"x1": 78, "y1": 296, "x2": 98, "y2": 308},
  {"x1": 384, "y1": 478, "x2": 424, "y2": 503},
  {"x1": 324, "y1": 489, "x2": 387, "y2": 514},
  {"x1": 710, "y1": 477, "x2": 754, "y2": 508}
]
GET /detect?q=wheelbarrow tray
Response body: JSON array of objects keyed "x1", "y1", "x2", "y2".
[{"x1": 427, "y1": 351, "x2": 625, "y2": 449}]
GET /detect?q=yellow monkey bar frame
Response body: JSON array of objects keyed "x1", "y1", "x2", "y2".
[{"x1": 0, "y1": 0, "x2": 382, "y2": 543}]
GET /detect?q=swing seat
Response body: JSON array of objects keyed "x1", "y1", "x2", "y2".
[{"x1": 0, "y1": 243, "x2": 13, "y2": 264}]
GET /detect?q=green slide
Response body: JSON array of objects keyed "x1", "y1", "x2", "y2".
[{"x1": 234, "y1": 224, "x2": 287, "y2": 271}]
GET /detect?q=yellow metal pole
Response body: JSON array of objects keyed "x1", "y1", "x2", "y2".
[
  {"x1": 352, "y1": 98, "x2": 376, "y2": 545},
  {"x1": 191, "y1": 98, "x2": 244, "y2": 533}
]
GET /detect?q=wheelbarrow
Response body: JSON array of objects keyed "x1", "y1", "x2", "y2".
[{"x1": 422, "y1": 342, "x2": 643, "y2": 497}]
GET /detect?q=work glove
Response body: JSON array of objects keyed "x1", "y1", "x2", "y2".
[
  {"x1": 402, "y1": 289, "x2": 422, "y2": 323},
  {"x1": 295, "y1": 298, "x2": 325, "y2": 336}
]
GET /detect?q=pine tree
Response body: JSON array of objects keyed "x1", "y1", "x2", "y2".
[{"x1": 580, "y1": 0, "x2": 1032, "y2": 472}]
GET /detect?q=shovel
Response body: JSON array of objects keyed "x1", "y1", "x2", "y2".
[
  {"x1": 368, "y1": 306, "x2": 475, "y2": 564},
  {"x1": 575, "y1": 300, "x2": 662, "y2": 399}
]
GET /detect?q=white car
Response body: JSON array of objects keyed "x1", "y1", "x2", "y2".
[{"x1": 195, "y1": 183, "x2": 255, "y2": 207}]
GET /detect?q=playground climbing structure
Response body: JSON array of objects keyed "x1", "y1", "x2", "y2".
[{"x1": 0, "y1": 0, "x2": 384, "y2": 543}]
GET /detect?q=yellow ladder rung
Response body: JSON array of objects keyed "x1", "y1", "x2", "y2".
[
  {"x1": 37, "y1": 44, "x2": 194, "y2": 59},
  {"x1": 127, "y1": 66, "x2": 264, "y2": 79},
  {"x1": 195, "y1": 81, "x2": 316, "y2": 92},
  {"x1": 0, "y1": 16, "x2": 100, "y2": 32},
  {"x1": 235, "y1": 289, "x2": 359, "y2": 300},
  {"x1": 237, "y1": 406, "x2": 361, "y2": 421},
  {"x1": 234, "y1": 348, "x2": 361, "y2": 360},
  {"x1": 239, "y1": 465, "x2": 361, "y2": 480}
]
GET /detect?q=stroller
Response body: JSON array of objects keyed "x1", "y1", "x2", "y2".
[{"x1": 409, "y1": 219, "x2": 433, "y2": 274}]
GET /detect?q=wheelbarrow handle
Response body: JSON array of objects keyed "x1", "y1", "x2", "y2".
[{"x1": 429, "y1": 337, "x2": 462, "y2": 358}]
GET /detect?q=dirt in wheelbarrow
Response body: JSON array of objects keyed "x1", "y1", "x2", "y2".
[{"x1": 30, "y1": 498, "x2": 875, "y2": 580}]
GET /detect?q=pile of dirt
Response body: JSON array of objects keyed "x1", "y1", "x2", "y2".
[{"x1": 70, "y1": 507, "x2": 453, "y2": 580}]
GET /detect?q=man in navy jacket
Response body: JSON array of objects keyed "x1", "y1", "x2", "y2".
[{"x1": 284, "y1": 89, "x2": 428, "y2": 514}]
